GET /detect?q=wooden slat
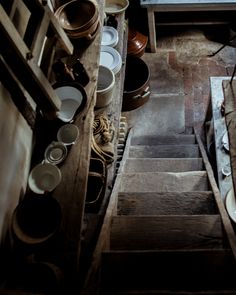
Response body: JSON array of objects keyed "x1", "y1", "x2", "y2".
[
  {"x1": 0, "y1": 4, "x2": 61, "y2": 112},
  {"x1": 22, "y1": 0, "x2": 73, "y2": 55},
  {"x1": 101, "y1": 249, "x2": 236, "y2": 292},
  {"x1": 124, "y1": 158, "x2": 204, "y2": 172},
  {"x1": 129, "y1": 145, "x2": 200, "y2": 158},
  {"x1": 117, "y1": 191, "x2": 217, "y2": 215},
  {"x1": 120, "y1": 171, "x2": 209, "y2": 192},
  {"x1": 0, "y1": 56, "x2": 36, "y2": 129},
  {"x1": 131, "y1": 134, "x2": 196, "y2": 145},
  {"x1": 195, "y1": 130, "x2": 236, "y2": 259},
  {"x1": 31, "y1": 11, "x2": 50, "y2": 62},
  {"x1": 110, "y1": 215, "x2": 227, "y2": 250}
]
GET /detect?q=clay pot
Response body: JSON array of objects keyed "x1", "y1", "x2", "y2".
[
  {"x1": 127, "y1": 28, "x2": 148, "y2": 58},
  {"x1": 55, "y1": 0, "x2": 100, "y2": 41},
  {"x1": 122, "y1": 56, "x2": 150, "y2": 111},
  {"x1": 11, "y1": 194, "x2": 62, "y2": 246}
]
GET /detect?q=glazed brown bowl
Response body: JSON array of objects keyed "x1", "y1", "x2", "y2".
[
  {"x1": 127, "y1": 28, "x2": 148, "y2": 57},
  {"x1": 57, "y1": 0, "x2": 99, "y2": 32}
]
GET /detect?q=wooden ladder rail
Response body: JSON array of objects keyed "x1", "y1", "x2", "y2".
[
  {"x1": 0, "y1": 0, "x2": 73, "y2": 116},
  {"x1": 195, "y1": 129, "x2": 236, "y2": 259}
]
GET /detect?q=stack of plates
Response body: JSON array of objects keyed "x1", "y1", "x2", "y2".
[
  {"x1": 99, "y1": 45, "x2": 122, "y2": 75},
  {"x1": 101, "y1": 26, "x2": 119, "y2": 47},
  {"x1": 226, "y1": 188, "x2": 236, "y2": 223}
]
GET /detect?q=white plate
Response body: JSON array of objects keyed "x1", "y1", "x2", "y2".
[
  {"x1": 99, "y1": 45, "x2": 122, "y2": 75},
  {"x1": 226, "y1": 188, "x2": 236, "y2": 223},
  {"x1": 222, "y1": 131, "x2": 229, "y2": 151},
  {"x1": 101, "y1": 26, "x2": 119, "y2": 47}
]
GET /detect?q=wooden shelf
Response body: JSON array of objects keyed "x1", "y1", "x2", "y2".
[
  {"x1": 80, "y1": 11, "x2": 128, "y2": 291},
  {"x1": 209, "y1": 77, "x2": 233, "y2": 201}
]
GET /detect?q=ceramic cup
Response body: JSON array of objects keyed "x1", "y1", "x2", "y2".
[{"x1": 57, "y1": 124, "x2": 79, "y2": 145}]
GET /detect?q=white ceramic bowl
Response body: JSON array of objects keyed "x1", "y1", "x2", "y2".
[
  {"x1": 28, "y1": 163, "x2": 62, "y2": 194},
  {"x1": 96, "y1": 65, "x2": 115, "y2": 108},
  {"x1": 57, "y1": 124, "x2": 79, "y2": 145},
  {"x1": 53, "y1": 82, "x2": 87, "y2": 122}
]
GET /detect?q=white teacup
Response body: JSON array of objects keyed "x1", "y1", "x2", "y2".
[{"x1": 57, "y1": 124, "x2": 79, "y2": 145}]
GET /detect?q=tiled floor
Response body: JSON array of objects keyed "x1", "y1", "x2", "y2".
[{"x1": 123, "y1": 25, "x2": 236, "y2": 135}]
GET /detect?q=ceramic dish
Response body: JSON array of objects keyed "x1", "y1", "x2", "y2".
[
  {"x1": 53, "y1": 82, "x2": 87, "y2": 122},
  {"x1": 28, "y1": 162, "x2": 62, "y2": 194},
  {"x1": 44, "y1": 141, "x2": 67, "y2": 165},
  {"x1": 101, "y1": 26, "x2": 119, "y2": 47},
  {"x1": 225, "y1": 188, "x2": 236, "y2": 223},
  {"x1": 56, "y1": 0, "x2": 98, "y2": 32},
  {"x1": 99, "y1": 45, "x2": 122, "y2": 75},
  {"x1": 105, "y1": 0, "x2": 129, "y2": 14},
  {"x1": 57, "y1": 124, "x2": 79, "y2": 145},
  {"x1": 222, "y1": 164, "x2": 231, "y2": 177},
  {"x1": 222, "y1": 131, "x2": 229, "y2": 151}
]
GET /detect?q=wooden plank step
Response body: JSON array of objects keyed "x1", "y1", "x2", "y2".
[
  {"x1": 117, "y1": 192, "x2": 218, "y2": 215},
  {"x1": 124, "y1": 158, "x2": 204, "y2": 172},
  {"x1": 131, "y1": 135, "x2": 196, "y2": 145},
  {"x1": 129, "y1": 145, "x2": 200, "y2": 158},
  {"x1": 101, "y1": 249, "x2": 236, "y2": 293},
  {"x1": 110, "y1": 215, "x2": 228, "y2": 250},
  {"x1": 120, "y1": 172, "x2": 209, "y2": 192},
  {"x1": 102, "y1": 290, "x2": 236, "y2": 295}
]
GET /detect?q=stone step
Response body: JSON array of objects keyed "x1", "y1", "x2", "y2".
[
  {"x1": 131, "y1": 134, "x2": 196, "y2": 145},
  {"x1": 129, "y1": 145, "x2": 200, "y2": 158},
  {"x1": 124, "y1": 158, "x2": 204, "y2": 172},
  {"x1": 110, "y1": 215, "x2": 227, "y2": 250},
  {"x1": 120, "y1": 171, "x2": 209, "y2": 192},
  {"x1": 102, "y1": 291, "x2": 236, "y2": 295},
  {"x1": 117, "y1": 191, "x2": 217, "y2": 215},
  {"x1": 101, "y1": 249, "x2": 236, "y2": 293}
]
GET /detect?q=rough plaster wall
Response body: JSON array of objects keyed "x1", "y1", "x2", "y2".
[{"x1": 0, "y1": 83, "x2": 33, "y2": 242}]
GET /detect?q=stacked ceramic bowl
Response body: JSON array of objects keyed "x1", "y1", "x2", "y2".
[{"x1": 55, "y1": 0, "x2": 100, "y2": 41}]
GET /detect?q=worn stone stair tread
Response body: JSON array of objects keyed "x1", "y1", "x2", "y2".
[
  {"x1": 120, "y1": 171, "x2": 209, "y2": 192},
  {"x1": 102, "y1": 291, "x2": 236, "y2": 295},
  {"x1": 124, "y1": 158, "x2": 204, "y2": 172},
  {"x1": 131, "y1": 134, "x2": 196, "y2": 145},
  {"x1": 110, "y1": 215, "x2": 227, "y2": 250},
  {"x1": 117, "y1": 191, "x2": 217, "y2": 215},
  {"x1": 101, "y1": 249, "x2": 236, "y2": 292},
  {"x1": 129, "y1": 145, "x2": 200, "y2": 158}
]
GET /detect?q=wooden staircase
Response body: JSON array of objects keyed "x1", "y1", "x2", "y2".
[{"x1": 82, "y1": 130, "x2": 236, "y2": 295}]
